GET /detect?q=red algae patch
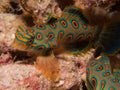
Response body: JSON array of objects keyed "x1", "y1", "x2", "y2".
[{"x1": 0, "y1": 64, "x2": 51, "y2": 90}]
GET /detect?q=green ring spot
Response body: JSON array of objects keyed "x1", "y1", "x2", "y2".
[
  {"x1": 47, "y1": 32, "x2": 55, "y2": 42},
  {"x1": 36, "y1": 24, "x2": 46, "y2": 30},
  {"x1": 59, "y1": 18, "x2": 68, "y2": 28},
  {"x1": 95, "y1": 64, "x2": 104, "y2": 72},
  {"x1": 35, "y1": 32, "x2": 43, "y2": 41},
  {"x1": 77, "y1": 33, "x2": 85, "y2": 41},
  {"x1": 90, "y1": 76, "x2": 98, "y2": 88},
  {"x1": 100, "y1": 80, "x2": 106, "y2": 90},
  {"x1": 102, "y1": 70, "x2": 111, "y2": 77},
  {"x1": 58, "y1": 30, "x2": 64, "y2": 38},
  {"x1": 70, "y1": 18, "x2": 80, "y2": 29},
  {"x1": 82, "y1": 23, "x2": 88, "y2": 30},
  {"x1": 108, "y1": 86, "x2": 116, "y2": 90},
  {"x1": 48, "y1": 23, "x2": 57, "y2": 30},
  {"x1": 87, "y1": 32, "x2": 93, "y2": 39},
  {"x1": 66, "y1": 33, "x2": 74, "y2": 40},
  {"x1": 111, "y1": 77, "x2": 120, "y2": 84}
]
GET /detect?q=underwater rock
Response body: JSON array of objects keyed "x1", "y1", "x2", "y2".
[
  {"x1": 0, "y1": 64, "x2": 51, "y2": 90},
  {"x1": 20, "y1": 0, "x2": 62, "y2": 24},
  {"x1": 0, "y1": 49, "x2": 94, "y2": 90}
]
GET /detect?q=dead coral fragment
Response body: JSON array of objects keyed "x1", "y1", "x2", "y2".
[
  {"x1": 0, "y1": 13, "x2": 24, "y2": 47},
  {"x1": 20, "y1": 0, "x2": 62, "y2": 23},
  {"x1": 0, "y1": 64, "x2": 51, "y2": 90}
]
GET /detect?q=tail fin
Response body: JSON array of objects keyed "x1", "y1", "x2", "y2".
[{"x1": 97, "y1": 13, "x2": 120, "y2": 55}]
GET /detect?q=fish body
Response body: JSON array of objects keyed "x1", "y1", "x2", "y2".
[
  {"x1": 13, "y1": 6, "x2": 120, "y2": 56},
  {"x1": 13, "y1": 6, "x2": 98, "y2": 53},
  {"x1": 87, "y1": 55, "x2": 120, "y2": 90}
]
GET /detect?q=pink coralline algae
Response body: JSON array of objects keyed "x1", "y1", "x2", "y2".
[
  {"x1": 0, "y1": 64, "x2": 51, "y2": 90},
  {"x1": 0, "y1": 53, "x2": 13, "y2": 64}
]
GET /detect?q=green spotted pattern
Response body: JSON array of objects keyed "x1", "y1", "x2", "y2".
[
  {"x1": 15, "y1": 6, "x2": 97, "y2": 50},
  {"x1": 87, "y1": 55, "x2": 120, "y2": 90}
]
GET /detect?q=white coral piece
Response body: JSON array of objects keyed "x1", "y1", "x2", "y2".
[{"x1": 0, "y1": 14, "x2": 24, "y2": 46}]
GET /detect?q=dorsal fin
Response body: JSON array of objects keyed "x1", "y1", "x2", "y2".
[{"x1": 63, "y1": 6, "x2": 89, "y2": 24}]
